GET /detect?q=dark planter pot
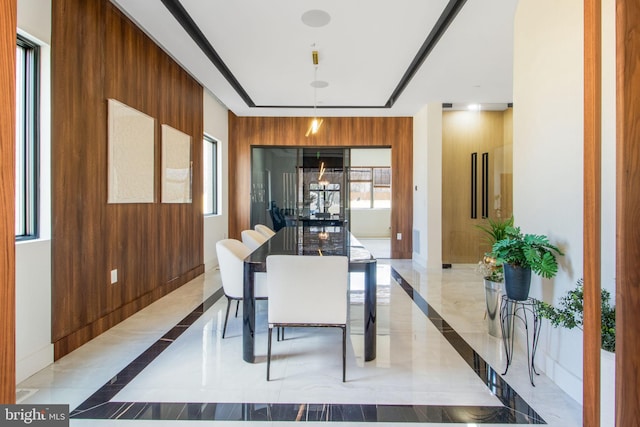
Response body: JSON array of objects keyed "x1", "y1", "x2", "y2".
[{"x1": 503, "y1": 263, "x2": 532, "y2": 301}]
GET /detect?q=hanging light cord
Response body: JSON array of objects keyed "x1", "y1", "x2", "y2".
[
  {"x1": 306, "y1": 48, "x2": 323, "y2": 137},
  {"x1": 313, "y1": 64, "x2": 318, "y2": 117}
]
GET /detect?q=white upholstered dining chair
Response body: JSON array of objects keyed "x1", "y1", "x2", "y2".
[
  {"x1": 241, "y1": 229, "x2": 268, "y2": 252},
  {"x1": 254, "y1": 224, "x2": 276, "y2": 238},
  {"x1": 265, "y1": 255, "x2": 349, "y2": 382},
  {"x1": 215, "y1": 239, "x2": 267, "y2": 338}
]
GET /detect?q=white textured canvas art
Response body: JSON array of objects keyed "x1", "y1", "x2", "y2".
[
  {"x1": 161, "y1": 124, "x2": 192, "y2": 203},
  {"x1": 107, "y1": 99, "x2": 155, "y2": 203}
]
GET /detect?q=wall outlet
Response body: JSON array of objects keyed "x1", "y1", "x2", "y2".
[
  {"x1": 110, "y1": 269, "x2": 118, "y2": 284},
  {"x1": 396, "y1": 233, "x2": 402, "y2": 240}
]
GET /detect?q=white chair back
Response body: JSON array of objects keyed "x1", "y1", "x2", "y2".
[
  {"x1": 241, "y1": 229, "x2": 268, "y2": 251},
  {"x1": 255, "y1": 224, "x2": 276, "y2": 238},
  {"x1": 216, "y1": 239, "x2": 251, "y2": 299},
  {"x1": 266, "y1": 255, "x2": 348, "y2": 325}
]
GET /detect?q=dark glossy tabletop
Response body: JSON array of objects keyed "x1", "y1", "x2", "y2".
[{"x1": 244, "y1": 225, "x2": 374, "y2": 268}]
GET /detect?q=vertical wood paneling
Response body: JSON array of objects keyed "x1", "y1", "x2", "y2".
[
  {"x1": 442, "y1": 110, "x2": 510, "y2": 263},
  {"x1": 501, "y1": 108, "x2": 513, "y2": 217},
  {"x1": 52, "y1": 0, "x2": 203, "y2": 359},
  {"x1": 0, "y1": 0, "x2": 16, "y2": 404},
  {"x1": 228, "y1": 114, "x2": 413, "y2": 258},
  {"x1": 616, "y1": 0, "x2": 640, "y2": 425},
  {"x1": 584, "y1": 0, "x2": 602, "y2": 425}
]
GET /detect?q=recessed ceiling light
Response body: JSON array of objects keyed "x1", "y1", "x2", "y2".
[
  {"x1": 468, "y1": 104, "x2": 481, "y2": 111},
  {"x1": 301, "y1": 10, "x2": 331, "y2": 28},
  {"x1": 310, "y1": 80, "x2": 329, "y2": 88}
]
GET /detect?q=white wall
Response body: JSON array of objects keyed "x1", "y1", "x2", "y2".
[
  {"x1": 350, "y1": 148, "x2": 390, "y2": 167},
  {"x1": 16, "y1": 241, "x2": 52, "y2": 383},
  {"x1": 413, "y1": 103, "x2": 442, "y2": 269},
  {"x1": 600, "y1": 0, "x2": 617, "y2": 296},
  {"x1": 203, "y1": 91, "x2": 229, "y2": 271},
  {"x1": 513, "y1": 0, "x2": 616, "y2": 406},
  {"x1": 16, "y1": 0, "x2": 53, "y2": 383},
  {"x1": 17, "y1": 0, "x2": 50, "y2": 43},
  {"x1": 350, "y1": 210, "x2": 390, "y2": 237}
]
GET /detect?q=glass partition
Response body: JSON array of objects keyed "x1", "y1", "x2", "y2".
[
  {"x1": 250, "y1": 148, "x2": 298, "y2": 231},
  {"x1": 250, "y1": 147, "x2": 349, "y2": 231}
]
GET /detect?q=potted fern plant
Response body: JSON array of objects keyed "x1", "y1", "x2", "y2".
[{"x1": 492, "y1": 226, "x2": 564, "y2": 300}]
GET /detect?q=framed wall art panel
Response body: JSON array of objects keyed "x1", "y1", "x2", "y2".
[
  {"x1": 107, "y1": 98, "x2": 155, "y2": 203},
  {"x1": 161, "y1": 124, "x2": 192, "y2": 203}
]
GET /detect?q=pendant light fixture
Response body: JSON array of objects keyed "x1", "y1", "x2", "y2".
[{"x1": 305, "y1": 49, "x2": 323, "y2": 137}]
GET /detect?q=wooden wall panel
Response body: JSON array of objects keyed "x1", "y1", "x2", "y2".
[
  {"x1": 52, "y1": 0, "x2": 204, "y2": 359},
  {"x1": 584, "y1": 0, "x2": 602, "y2": 425},
  {"x1": 442, "y1": 110, "x2": 512, "y2": 264},
  {"x1": 0, "y1": 0, "x2": 16, "y2": 404},
  {"x1": 501, "y1": 108, "x2": 514, "y2": 217},
  {"x1": 228, "y1": 114, "x2": 413, "y2": 258},
  {"x1": 616, "y1": 0, "x2": 640, "y2": 424}
]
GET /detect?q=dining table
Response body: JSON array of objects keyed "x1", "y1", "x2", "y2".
[{"x1": 242, "y1": 225, "x2": 377, "y2": 363}]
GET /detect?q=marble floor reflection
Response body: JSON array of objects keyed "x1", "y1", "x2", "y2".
[{"x1": 17, "y1": 261, "x2": 582, "y2": 426}]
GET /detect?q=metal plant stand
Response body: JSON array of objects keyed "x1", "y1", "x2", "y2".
[{"x1": 500, "y1": 295, "x2": 542, "y2": 386}]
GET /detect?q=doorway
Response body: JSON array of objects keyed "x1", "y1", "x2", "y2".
[
  {"x1": 349, "y1": 148, "x2": 392, "y2": 259},
  {"x1": 441, "y1": 109, "x2": 513, "y2": 264},
  {"x1": 250, "y1": 147, "x2": 392, "y2": 258}
]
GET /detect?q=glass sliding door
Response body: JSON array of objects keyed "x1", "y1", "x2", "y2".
[{"x1": 250, "y1": 147, "x2": 298, "y2": 231}]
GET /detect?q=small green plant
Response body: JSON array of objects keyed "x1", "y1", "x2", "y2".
[
  {"x1": 536, "y1": 279, "x2": 616, "y2": 352},
  {"x1": 475, "y1": 216, "x2": 514, "y2": 246},
  {"x1": 475, "y1": 217, "x2": 514, "y2": 282},
  {"x1": 492, "y1": 226, "x2": 564, "y2": 279}
]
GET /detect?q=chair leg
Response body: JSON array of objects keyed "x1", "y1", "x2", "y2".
[
  {"x1": 342, "y1": 326, "x2": 346, "y2": 382},
  {"x1": 267, "y1": 327, "x2": 273, "y2": 381},
  {"x1": 222, "y1": 297, "x2": 232, "y2": 339},
  {"x1": 235, "y1": 300, "x2": 240, "y2": 318}
]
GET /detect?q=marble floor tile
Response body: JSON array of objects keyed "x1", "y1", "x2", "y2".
[{"x1": 17, "y1": 260, "x2": 582, "y2": 426}]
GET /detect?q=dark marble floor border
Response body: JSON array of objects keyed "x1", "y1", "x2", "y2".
[
  {"x1": 70, "y1": 267, "x2": 545, "y2": 424},
  {"x1": 391, "y1": 269, "x2": 544, "y2": 424}
]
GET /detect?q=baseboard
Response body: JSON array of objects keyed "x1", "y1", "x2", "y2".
[
  {"x1": 412, "y1": 253, "x2": 427, "y2": 268},
  {"x1": 541, "y1": 353, "x2": 583, "y2": 404},
  {"x1": 16, "y1": 344, "x2": 54, "y2": 384},
  {"x1": 204, "y1": 256, "x2": 218, "y2": 273}
]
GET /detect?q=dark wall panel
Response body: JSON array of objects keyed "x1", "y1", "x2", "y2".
[
  {"x1": 52, "y1": 0, "x2": 204, "y2": 359},
  {"x1": 228, "y1": 114, "x2": 413, "y2": 259}
]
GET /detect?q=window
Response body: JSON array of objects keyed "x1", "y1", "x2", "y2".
[
  {"x1": 203, "y1": 134, "x2": 218, "y2": 215},
  {"x1": 349, "y1": 167, "x2": 391, "y2": 209},
  {"x1": 15, "y1": 35, "x2": 39, "y2": 240}
]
